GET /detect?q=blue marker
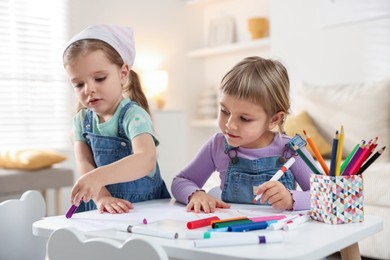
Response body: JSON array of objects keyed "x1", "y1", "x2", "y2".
[{"x1": 227, "y1": 220, "x2": 277, "y2": 232}]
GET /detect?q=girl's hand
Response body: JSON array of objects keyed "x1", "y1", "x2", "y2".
[
  {"x1": 186, "y1": 190, "x2": 230, "y2": 213},
  {"x1": 255, "y1": 181, "x2": 293, "y2": 210},
  {"x1": 95, "y1": 196, "x2": 133, "y2": 214},
  {"x1": 70, "y1": 170, "x2": 104, "y2": 206}
]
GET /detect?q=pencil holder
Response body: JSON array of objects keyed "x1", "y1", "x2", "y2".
[{"x1": 310, "y1": 174, "x2": 364, "y2": 224}]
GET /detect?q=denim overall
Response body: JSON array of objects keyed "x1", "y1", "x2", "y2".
[
  {"x1": 221, "y1": 139, "x2": 296, "y2": 204},
  {"x1": 76, "y1": 101, "x2": 170, "y2": 212}
]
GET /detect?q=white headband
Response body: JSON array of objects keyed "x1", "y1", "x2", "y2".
[{"x1": 64, "y1": 24, "x2": 135, "y2": 68}]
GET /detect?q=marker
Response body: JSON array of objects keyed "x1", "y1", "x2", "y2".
[
  {"x1": 127, "y1": 225, "x2": 179, "y2": 239},
  {"x1": 268, "y1": 214, "x2": 301, "y2": 230},
  {"x1": 186, "y1": 231, "x2": 269, "y2": 240},
  {"x1": 65, "y1": 204, "x2": 78, "y2": 219},
  {"x1": 193, "y1": 233, "x2": 284, "y2": 248},
  {"x1": 249, "y1": 215, "x2": 286, "y2": 222},
  {"x1": 187, "y1": 216, "x2": 220, "y2": 229},
  {"x1": 253, "y1": 157, "x2": 296, "y2": 202},
  {"x1": 208, "y1": 227, "x2": 229, "y2": 232},
  {"x1": 282, "y1": 214, "x2": 310, "y2": 231},
  {"x1": 227, "y1": 220, "x2": 277, "y2": 232},
  {"x1": 211, "y1": 217, "x2": 251, "y2": 229}
]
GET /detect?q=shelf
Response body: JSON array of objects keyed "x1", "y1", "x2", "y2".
[
  {"x1": 190, "y1": 119, "x2": 218, "y2": 127},
  {"x1": 185, "y1": 0, "x2": 231, "y2": 7},
  {"x1": 187, "y1": 38, "x2": 270, "y2": 58}
]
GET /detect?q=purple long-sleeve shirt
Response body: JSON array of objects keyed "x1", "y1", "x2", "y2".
[{"x1": 171, "y1": 132, "x2": 316, "y2": 211}]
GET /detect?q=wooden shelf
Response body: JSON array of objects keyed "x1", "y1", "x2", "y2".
[
  {"x1": 190, "y1": 119, "x2": 218, "y2": 127},
  {"x1": 187, "y1": 38, "x2": 270, "y2": 58}
]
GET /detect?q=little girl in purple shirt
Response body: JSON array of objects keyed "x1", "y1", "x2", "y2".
[{"x1": 171, "y1": 56, "x2": 317, "y2": 213}]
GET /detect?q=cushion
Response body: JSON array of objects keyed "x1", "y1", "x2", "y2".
[
  {"x1": 293, "y1": 79, "x2": 390, "y2": 161},
  {"x1": 284, "y1": 111, "x2": 332, "y2": 158},
  {"x1": 0, "y1": 149, "x2": 67, "y2": 170}
]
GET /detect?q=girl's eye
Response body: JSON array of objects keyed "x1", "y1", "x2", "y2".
[
  {"x1": 220, "y1": 108, "x2": 229, "y2": 115},
  {"x1": 240, "y1": 117, "x2": 252, "y2": 122},
  {"x1": 73, "y1": 83, "x2": 83, "y2": 88},
  {"x1": 96, "y1": 76, "x2": 106, "y2": 82}
]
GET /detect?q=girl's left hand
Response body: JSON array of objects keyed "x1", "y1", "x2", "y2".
[
  {"x1": 255, "y1": 181, "x2": 293, "y2": 210},
  {"x1": 95, "y1": 196, "x2": 133, "y2": 214}
]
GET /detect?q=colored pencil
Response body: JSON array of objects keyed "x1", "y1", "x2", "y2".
[
  {"x1": 329, "y1": 131, "x2": 339, "y2": 177},
  {"x1": 292, "y1": 144, "x2": 321, "y2": 174},
  {"x1": 349, "y1": 142, "x2": 370, "y2": 175},
  {"x1": 357, "y1": 146, "x2": 386, "y2": 175},
  {"x1": 342, "y1": 140, "x2": 365, "y2": 176},
  {"x1": 361, "y1": 137, "x2": 378, "y2": 163},
  {"x1": 335, "y1": 126, "x2": 344, "y2": 176},
  {"x1": 340, "y1": 143, "x2": 359, "y2": 175},
  {"x1": 303, "y1": 130, "x2": 329, "y2": 175}
]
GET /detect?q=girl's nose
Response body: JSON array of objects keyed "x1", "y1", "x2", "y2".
[
  {"x1": 225, "y1": 116, "x2": 238, "y2": 130},
  {"x1": 84, "y1": 83, "x2": 96, "y2": 95}
]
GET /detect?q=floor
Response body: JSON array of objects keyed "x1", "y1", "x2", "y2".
[{"x1": 326, "y1": 252, "x2": 377, "y2": 260}]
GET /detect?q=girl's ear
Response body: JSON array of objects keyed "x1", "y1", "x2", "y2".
[
  {"x1": 268, "y1": 111, "x2": 285, "y2": 130},
  {"x1": 120, "y1": 64, "x2": 130, "y2": 85}
]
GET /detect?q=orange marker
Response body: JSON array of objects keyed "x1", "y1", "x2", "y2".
[{"x1": 210, "y1": 216, "x2": 247, "y2": 226}]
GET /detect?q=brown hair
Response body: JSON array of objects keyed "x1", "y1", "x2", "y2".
[
  {"x1": 63, "y1": 39, "x2": 151, "y2": 115},
  {"x1": 220, "y1": 56, "x2": 290, "y2": 133}
]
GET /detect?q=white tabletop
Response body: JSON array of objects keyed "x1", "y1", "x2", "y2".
[{"x1": 33, "y1": 199, "x2": 383, "y2": 260}]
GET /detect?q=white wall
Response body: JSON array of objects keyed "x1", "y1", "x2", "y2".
[{"x1": 270, "y1": 0, "x2": 390, "y2": 108}]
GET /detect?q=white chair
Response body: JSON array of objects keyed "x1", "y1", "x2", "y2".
[
  {"x1": 47, "y1": 227, "x2": 169, "y2": 260},
  {"x1": 0, "y1": 190, "x2": 46, "y2": 260},
  {"x1": 207, "y1": 186, "x2": 222, "y2": 199}
]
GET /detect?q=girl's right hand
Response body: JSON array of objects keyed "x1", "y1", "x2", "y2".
[{"x1": 186, "y1": 190, "x2": 230, "y2": 213}]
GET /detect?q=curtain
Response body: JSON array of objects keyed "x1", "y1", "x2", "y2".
[{"x1": 0, "y1": 0, "x2": 71, "y2": 150}]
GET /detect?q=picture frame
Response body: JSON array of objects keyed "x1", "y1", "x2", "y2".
[{"x1": 208, "y1": 17, "x2": 235, "y2": 47}]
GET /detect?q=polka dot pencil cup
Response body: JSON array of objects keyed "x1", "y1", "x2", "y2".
[{"x1": 310, "y1": 174, "x2": 364, "y2": 225}]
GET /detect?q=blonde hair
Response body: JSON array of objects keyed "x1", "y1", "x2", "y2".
[
  {"x1": 220, "y1": 56, "x2": 290, "y2": 133},
  {"x1": 63, "y1": 39, "x2": 150, "y2": 115}
]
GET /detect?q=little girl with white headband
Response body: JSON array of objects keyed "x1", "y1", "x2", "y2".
[{"x1": 63, "y1": 24, "x2": 171, "y2": 214}]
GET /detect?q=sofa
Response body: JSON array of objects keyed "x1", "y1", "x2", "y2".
[{"x1": 289, "y1": 79, "x2": 390, "y2": 260}]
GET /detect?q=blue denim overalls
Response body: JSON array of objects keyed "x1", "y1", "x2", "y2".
[
  {"x1": 221, "y1": 139, "x2": 296, "y2": 204},
  {"x1": 76, "y1": 102, "x2": 171, "y2": 212}
]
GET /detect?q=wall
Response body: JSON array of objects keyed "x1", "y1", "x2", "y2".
[{"x1": 270, "y1": 0, "x2": 390, "y2": 110}]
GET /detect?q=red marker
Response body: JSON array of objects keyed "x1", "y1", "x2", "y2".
[{"x1": 187, "y1": 216, "x2": 220, "y2": 229}]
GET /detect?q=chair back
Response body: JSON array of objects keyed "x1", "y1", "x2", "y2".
[
  {"x1": 208, "y1": 186, "x2": 222, "y2": 199},
  {"x1": 0, "y1": 190, "x2": 46, "y2": 260},
  {"x1": 47, "y1": 227, "x2": 169, "y2": 260}
]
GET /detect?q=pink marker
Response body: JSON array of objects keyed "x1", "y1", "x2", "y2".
[{"x1": 249, "y1": 215, "x2": 286, "y2": 222}]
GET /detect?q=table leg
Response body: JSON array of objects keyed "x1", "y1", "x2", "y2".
[
  {"x1": 340, "y1": 242, "x2": 361, "y2": 260},
  {"x1": 55, "y1": 189, "x2": 62, "y2": 215},
  {"x1": 41, "y1": 190, "x2": 48, "y2": 216}
]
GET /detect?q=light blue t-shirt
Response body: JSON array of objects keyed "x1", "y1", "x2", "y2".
[{"x1": 73, "y1": 98, "x2": 159, "y2": 146}]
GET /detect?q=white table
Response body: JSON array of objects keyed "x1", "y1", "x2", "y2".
[{"x1": 33, "y1": 199, "x2": 383, "y2": 260}]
